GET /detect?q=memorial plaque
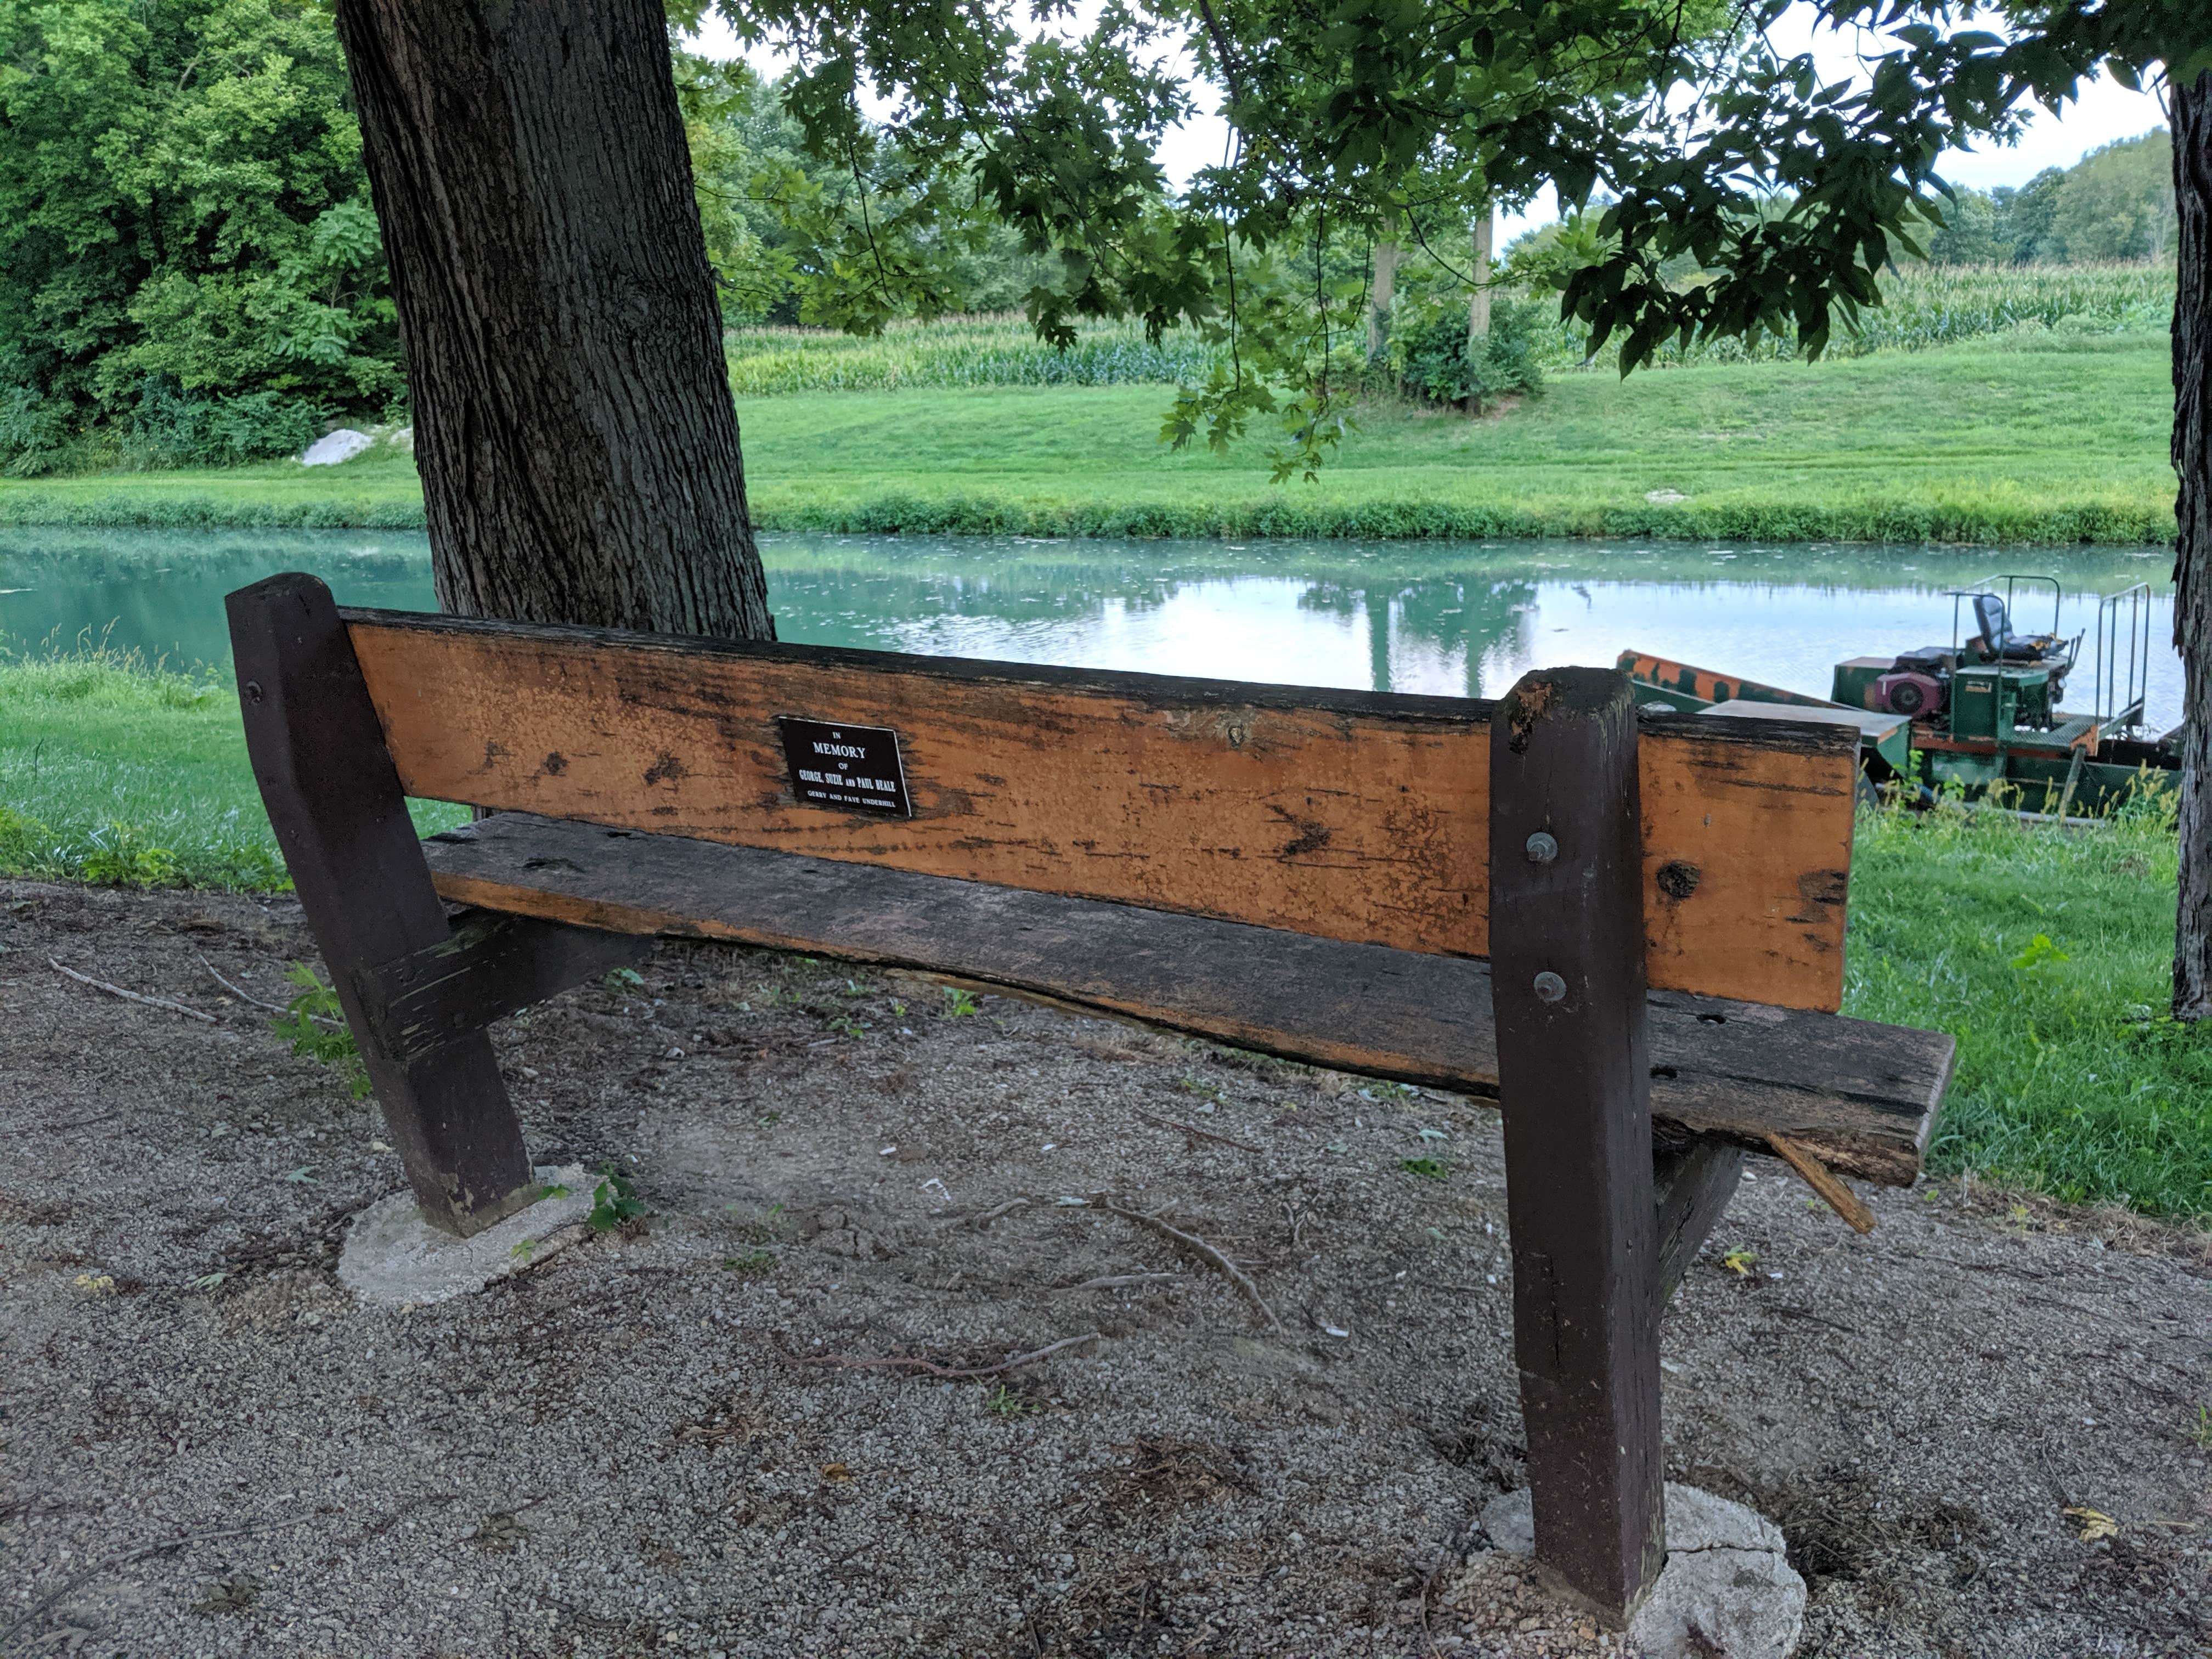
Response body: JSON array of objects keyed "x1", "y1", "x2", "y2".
[{"x1": 777, "y1": 716, "x2": 912, "y2": 817}]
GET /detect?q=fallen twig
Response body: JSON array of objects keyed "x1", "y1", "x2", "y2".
[
  {"x1": 1057, "y1": 1272, "x2": 1179, "y2": 1292},
  {"x1": 1131, "y1": 1107, "x2": 1261, "y2": 1153},
  {"x1": 1105, "y1": 1203, "x2": 1285, "y2": 1334},
  {"x1": 197, "y1": 955, "x2": 342, "y2": 1028},
  {"x1": 796, "y1": 1331, "x2": 1102, "y2": 1380},
  {"x1": 48, "y1": 959, "x2": 212, "y2": 1024},
  {"x1": 1765, "y1": 1133, "x2": 1876, "y2": 1234},
  {"x1": 966, "y1": 1198, "x2": 1031, "y2": 1229},
  {"x1": 0, "y1": 1515, "x2": 304, "y2": 1652}
]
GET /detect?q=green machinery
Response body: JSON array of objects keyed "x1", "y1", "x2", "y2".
[{"x1": 1622, "y1": 573, "x2": 2177, "y2": 815}]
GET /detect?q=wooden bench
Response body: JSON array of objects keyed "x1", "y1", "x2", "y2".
[{"x1": 226, "y1": 572, "x2": 1953, "y2": 1621}]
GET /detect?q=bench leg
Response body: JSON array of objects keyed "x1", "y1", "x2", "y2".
[
  {"x1": 227, "y1": 573, "x2": 537, "y2": 1237},
  {"x1": 1489, "y1": 668, "x2": 1666, "y2": 1621}
]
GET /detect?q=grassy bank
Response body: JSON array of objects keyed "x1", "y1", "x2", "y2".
[
  {"x1": 3, "y1": 651, "x2": 2204, "y2": 1221},
  {"x1": 0, "y1": 332, "x2": 2175, "y2": 544},
  {"x1": 0, "y1": 651, "x2": 459, "y2": 891}
]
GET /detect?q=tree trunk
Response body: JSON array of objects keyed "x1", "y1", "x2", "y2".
[
  {"x1": 331, "y1": 0, "x2": 772, "y2": 641},
  {"x1": 1467, "y1": 198, "x2": 1495, "y2": 343},
  {"x1": 2173, "y1": 68, "x2": 2211, "y2": 1018},
  {"x1": 1368, "y1": 228, "x2": 1398, "y2": 359}
]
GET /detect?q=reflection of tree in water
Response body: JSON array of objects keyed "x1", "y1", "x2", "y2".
[
  {"x1": 1297, "y1": 578, "x2": 1537, "y2": 694},
  {"x1": 772, "y1": 564, "x2": 1177, "y2": 651}
]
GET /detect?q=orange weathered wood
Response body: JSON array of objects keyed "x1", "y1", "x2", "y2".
[{"x1": 343, "y1": 609, "x2": 1859, "y2": 1009}]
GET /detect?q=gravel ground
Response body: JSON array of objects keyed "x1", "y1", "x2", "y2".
[{"x1": 2, "y1": 878, "x2": 2208, "y2": 1659}]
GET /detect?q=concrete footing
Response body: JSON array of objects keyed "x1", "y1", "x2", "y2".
[
  {"x1": 337, "y1": 1165, "x2": 596, "y2": 1306},
  {"x1": 1479, "y1": 1484, "x2": 1806, "y2": 1658}
]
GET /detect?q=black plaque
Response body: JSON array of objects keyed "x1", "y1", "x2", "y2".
[{"x1": 777, "y1": 717, "x2": 913, "y2": 817}]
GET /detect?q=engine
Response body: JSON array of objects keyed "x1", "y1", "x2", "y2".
[{"x1": 1875, "y1": 670, "x2": 1946, "y2": 718}]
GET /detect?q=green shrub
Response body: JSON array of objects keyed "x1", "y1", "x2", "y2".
[
  {"x1": 121, "y1": 378, "x2": 323, "y2": 470},
  {"x1": 1389, "y1": 296, "x2": 1548, "y2": 409}
]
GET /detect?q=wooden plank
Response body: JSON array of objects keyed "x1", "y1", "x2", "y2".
[
  {"x1": 1488, "y1": 667, "x2": 1663, "y2": 1617},
  {"x1": 414, "y1": 813, "x2": 1948, "y2": 1184},
  {"x1": 1653, "y1": 1137, "x2": 1746, "y2": 1304},
  {"x1": 225, "y1": 575, "x2": 537, "y2": 1238},
  {"x1": 342, "y1": 606, "x2": 1860, "y2": 1011},
  {"x1": 353, "y1": 908, "x2": 653, "y2": 1064}
]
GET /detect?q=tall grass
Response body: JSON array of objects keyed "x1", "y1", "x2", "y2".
[
  {"x1": 1577, "y1": 261, "x2": 2177, "y2": 369},
  {"x1": 722, "y1": 263, "x2": 2176, "y2": 393},
  {"x1": 725, "y1": 313, "x2": 1217, "y2": 395}
]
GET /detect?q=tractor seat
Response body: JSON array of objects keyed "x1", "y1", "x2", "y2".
[{"x1": 1973, "y1": 593, "x2": 2050, "y2": 662}]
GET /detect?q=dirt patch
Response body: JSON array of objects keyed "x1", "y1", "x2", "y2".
[{"x1": 2, "y1": 878, "x2": 2208, "y2": 1658}]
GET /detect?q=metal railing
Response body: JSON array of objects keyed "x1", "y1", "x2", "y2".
[{"x1": 2094, "y1": 582, "x2": 2153, "y2": 731}]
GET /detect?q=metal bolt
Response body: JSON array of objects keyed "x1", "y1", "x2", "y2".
[
  {"x1": 1532, "y1": 971, "x2": 1567, "y2": 1003},
  {"x1": 244, "y1": 681, "x2": 264, "y2": 705},
  {"x1": 1524, "y1": 831, "x2": 1557, "y2": 865}
]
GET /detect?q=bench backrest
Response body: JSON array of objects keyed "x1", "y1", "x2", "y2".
[{"x1": 341, "y1": 607, "x2": 1862, "y2": 1012}]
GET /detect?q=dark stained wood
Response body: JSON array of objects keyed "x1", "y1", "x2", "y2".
[
  {"x1": 1488, "y1": 667, "x2": 1664, "y2": 1619},
  {"x1": 415, "y1": 812, "x2": 1950, "y2": 1182},
  {"x1": 341, "y1": 605, "x2": 1861, "y2": 1011},
  {"x1": 353, "y1": 909, "x2": 652, "y2": 1065},
  {"x1": 225, "y1": 575, "x2": 537, "y2": 1237},
  {"x1": 1653, "y1": 1137, "x2": 1746, "y2": 1305}
]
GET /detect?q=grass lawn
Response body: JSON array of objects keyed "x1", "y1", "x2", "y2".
[
  {"x1": 4, "y1": 651, "x2": 2204, "y2": 1223},
  {"x1": 0, "y1": 334, "x2": 2176, "y2": 544}
]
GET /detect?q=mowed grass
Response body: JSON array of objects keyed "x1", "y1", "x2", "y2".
[
  {"x1": 0, "y1": 334, "x2": 2175, "y2": 543},
  {"x1": 0, "y1": 651, "x2": 460, "y2": 891},
  {"x1": 4, "y1": 650, "x2": 2204, "y2": 1222},
  {"x1": 734, "y1": 335, "x2": 2174, "y2": 543},
  {"x1": 0, "y1": 443, "x2": 425, "y2": 529}
]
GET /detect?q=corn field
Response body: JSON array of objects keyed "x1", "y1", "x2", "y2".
[
  {"x1": 725, "y1": 314, "x2": 1217, "y2": 395},
  {"x1": 724, "y1": 263, "x2": 2174, "y2": 393}
]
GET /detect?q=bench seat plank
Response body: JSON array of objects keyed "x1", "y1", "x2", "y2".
[{"x1": 420, "y1": 813, "x2": 1950, "y2": 1184}]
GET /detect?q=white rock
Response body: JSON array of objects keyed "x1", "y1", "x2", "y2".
[
  {"x1": 337, "y1": 1165, "x2": 596, "y2": 1305},
  {"x1": 1476, "y1": 1483, "x2": 1805, "y2": 1659},
  {"x1": 1644, "y1": 488, "x2": 1690, "y2": 504},
  {"x1": 387, "y1": 425, "x2": 414, "y2": 452},
  {"x1": 301, "y1": 428, "x2": 374, "y2": 467}
]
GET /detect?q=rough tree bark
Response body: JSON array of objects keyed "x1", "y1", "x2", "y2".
[
  {"x1": 331, "y1": 0, "x2": 773, "y2": 641},
  {"x1": 2174, "y1": 68, "x2": 2211, "y2": 1018},
  {"x1": 1467, "y1": 198, "x2": 1494, "y2": 345}
]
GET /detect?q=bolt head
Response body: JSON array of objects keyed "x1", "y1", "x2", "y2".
[
  {"x1": 244, "y1": 681, "x2": 264, "y2": 704},
  {"x1": 1525, "y1": 831, "x2": 1558, "y2": 865},
  {"x1": 1532, "y1": 971, "x2": 1567, "y2": 1003}
]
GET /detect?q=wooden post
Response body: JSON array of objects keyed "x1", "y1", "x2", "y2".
[
  {"x1": 227, "y1": 573, "x2": 538, "y2": 1237},
  {"x1": 1489, "y1": 668, "x2": 1665, "y2": 1620}
]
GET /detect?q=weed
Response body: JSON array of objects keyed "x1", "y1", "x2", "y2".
[
  {"x1": 1720, "y1": 1247, "x2": 1759, "y2": 1276},
  {"x1": 2190, "y1": 1407, "x2": 2212, "y2": 1451},
  {"x1": 605, "y1": 966, "x2": 645, "y2": 989},
  {"x1": 722, "y1": 1246, "x2": 777, "y2": 1273},
  {"x1": 78, "y1": 822, "x2": 181, "y2": 888},
  {"x1": 587, "y1": 1166, "x2": 648, "y2": 1233},
  {"x1": 940, "y1": 986, "x2": 979, "y2": 1018},
  {"x1": 983, "y1": 1384, "x2": 1043, "y2": 1417},
  {"x1": 270, "y1": 964, "x2": 370, "y2": 1099},
  {"x1": 1400, "y1": 1157, "x2": 1451, "y2": 1180}
]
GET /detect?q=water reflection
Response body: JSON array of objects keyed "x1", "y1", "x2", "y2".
[{"x1": 0, "y1": 527, "x2": 2180, "y2": 727}]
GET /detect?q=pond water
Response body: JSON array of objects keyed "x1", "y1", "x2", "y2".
[{"x1": 0, "y1": 527, "x2": 2182, "y2": 729}]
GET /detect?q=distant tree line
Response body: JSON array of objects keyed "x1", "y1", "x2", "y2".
[
  {"x1": 0, "y1": 0, "x2": 1047, "y2": 473},
  {"x1": 1922, "y1": 129, "x2": 2178, "y2": 265},
  {"x1": 0, "y1": 0, "x2": 2183, "y2": 474}
]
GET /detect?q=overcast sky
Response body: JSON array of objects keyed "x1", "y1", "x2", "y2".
[{"x1": 691, "y1": 0, "x2": 2172, "y2": 245}]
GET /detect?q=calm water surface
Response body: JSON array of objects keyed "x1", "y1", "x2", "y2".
[{"x1": 1, "y1": 528, "x2": 2182, "y2": 729}]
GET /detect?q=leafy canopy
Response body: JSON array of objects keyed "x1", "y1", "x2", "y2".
[{"x1": 700, "y1": 0, "x2": 2198, "y2": 472}]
